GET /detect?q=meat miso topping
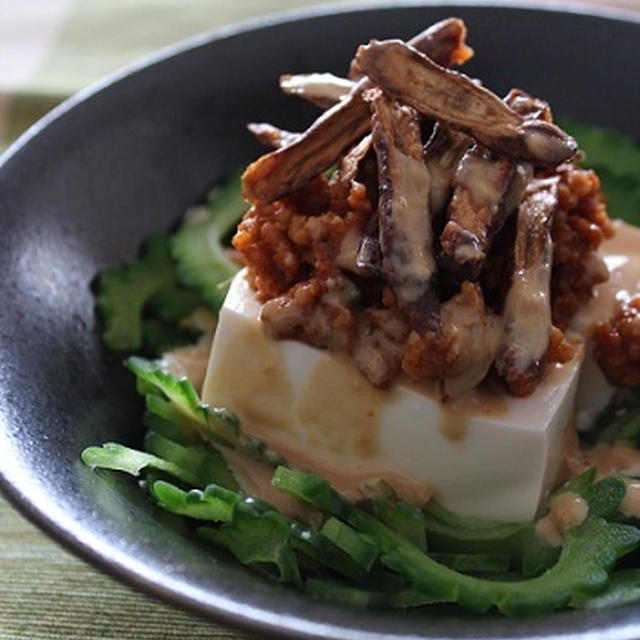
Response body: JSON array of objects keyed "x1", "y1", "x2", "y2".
[
  {"x1": 234, "y1": 18, "x2": 614, "y2": 399},
  {"x1": 594, "y1": 295, "x2": 640, "y2": 388}
]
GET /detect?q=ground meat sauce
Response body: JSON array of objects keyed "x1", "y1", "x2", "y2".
[
  {"x1": 594, "y1": 295, "x2": 640, "y2": 388},
  {"x1": 548, "y1": 163, "x2": 614, "y2": 330},
  {"x1": 233, "y1": 176, "x2": 369, "y2": 301},
  {"x1": 233, "y1": 157, "x2": 613, "y2": 396}
]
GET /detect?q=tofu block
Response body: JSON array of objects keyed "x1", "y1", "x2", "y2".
[{"x1": 202, "y1": 271, "x2": 583, "y2": 522}]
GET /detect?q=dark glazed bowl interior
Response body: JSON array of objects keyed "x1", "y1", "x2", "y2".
[{"x1": 2, "y1": 3, "x2": 640, "y2": 638}]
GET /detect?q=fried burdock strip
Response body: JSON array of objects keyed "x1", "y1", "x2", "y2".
[
  {"x1": 282, "y1": 17, "x2": 474, "y2": 110},
  {"x1": 243, "y1": 19, "x2": 473, "y2": 203},
  {"x1": 424, "y1": 124, "x2": 472, "y2": 218},
  {"x1": 495, "y1": 177, "x2": 560, "y2": 396},
  {"x1": 334, "y1": 135, "x2": 379, "y2": 275},
  {"x1": 439, "y1": 90, "x2": 550, "y2": 282},
  {"x1": 337, "y1": 134, "x2": 382, "y2": 274},
  {"x1": 247, "y1": 122, "x2": 299, "y2": 149},
  {"x1": 439, "y1": 148, "x2": 516, "y2": 282},
  {"x1": 337, "y1": 134, "x2": 373, "y2": 187},
  {"x1": 355, "y1": 119, "x2": 471, "y2": 274},
  {"x1": 349, "y1": 16, "x2": 474, "y2": 81},
  {"x1": 355, "y1": 40, "x2": 577, "y2": 167},
  {"x1": 355, "y1": 212, "x2": 383, "y2": 273},
  {"x1": 279, "y1": 73, "x2": 354, "y2": 109},
  {"x1": 369, "y1": 91, "x2": 439, "y2": 332}
]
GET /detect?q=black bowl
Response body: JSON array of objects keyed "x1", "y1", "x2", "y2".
[{"x1": 2, "y1": 2, "x2": 640, "y2": 638}]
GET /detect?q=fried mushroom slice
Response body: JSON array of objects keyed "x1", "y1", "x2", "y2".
[
  {"x1": 424, "y1": 124, "x2": 472, "y2": 218},
  {"x1": 355, "y1": 40, "x2": 577, "y2": 167},
  {"x1": 440, "y1": 147, "x2": 516, "y2": 282},
  {"x1": 279, "y1": 73, "x2": 353, "y2": 109},
  {"x1": 438, "y1": 89, "x2": 549, "y2": 282},
  {"x1": 356, "y1": 212, "x2": 383, "y2": 274},
  {"x1": 243, "y1": 19, "x2": 474, "y2": 203},
  {"x1": 337, "y1": 134, "x2": 374, "y2": 188},
  {"x1": 495, "y1": 177, "x2": 560, "y2": 396},
  {"x1": 402, "y1": 282, "x2": 502, "y2": 398},
  {"x1": 350, "y1": 17, "x2": 474, "y2": 80},
  {"x1": 243, "y1": 89, "x2": 372, "y2": 203},
  {"x1": 370, "y1": 90, "x2": 438, "y2": 332},
  {"x1": 247, "y1": 122, "x2": 299, "y2": 149},
  {"x1": 286, "y1": 18, "x2": 474, "y2": 107}
]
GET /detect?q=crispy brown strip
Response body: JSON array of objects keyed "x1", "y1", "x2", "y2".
[
  {"x1": 495, "y1": 177, "x2": 560, "y2": 395},
  {"x1": 243, "y1": 89, "x2": 371, "y2": 203},
  {"x1": 279, "y1": 73, "x2": 354, "y2": 109},
  {"x1": 247, "y1": 122, "x2": 299, "y2": 149},
  {"x1": 424, "y1": 124, "x2": 471, "y2": 217},
  {"x1": 334, "y1": 134, "x2": 380, "y2": 274},
  {"x1": 337, "y1": 134, "x2": 373, "y2": 187},
  {"x1": 349, "y1": 17, "x2": 473, "y2": 80},
  {"x1": 503, "y1": 88, "x2": 552, "y2": 122},
  {"x1": 355, "y1": 214, "x2": 383, "y2": 273},
  {"x1": 440, "y1": 147, "x2": 515, "y2": 281},
  {"x1": 243, "y1": 19, "x2": 473, "y2": 203},
  {"x1": 356, "y1": 40, "x2": 577, "y2": 167},
  {"x1": 370, "y1": 91, "x2": 438, "y2": 331},
  {"x1": 438, "y1": 90, "x2": 550, "y2": 282}
]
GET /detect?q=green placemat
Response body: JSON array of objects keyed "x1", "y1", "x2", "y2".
[
  {"x1": 0, "y1": 495, "x2": 260, "y2": 640},
  {"x1": 0, "y1": 0, "x2": 344, "y2": 149}
]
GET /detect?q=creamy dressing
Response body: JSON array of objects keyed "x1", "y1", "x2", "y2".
[
  {"x1": 222, "y1": 447, "x2": 321, "y2": 525},
  {"x1": 296, "y1": 354, "x2": 384, "y2": 457},
  {"x1": 425, "y1": 127, "x2": 470, "y2": 216},
  {"x1": 535, "y1": 492, "x2": 589, "y2": 547},
  {"x1": 279, "y1": 73, "x2": 352, "y2": 106},
  {"x1": 159, "y1": 337, "x2": 212, "y2": 393},
  {"x1": 622, "y1": 480, "x2": 640, "y2": 519},
  {"x1": 204, "y1": 318, "x2": 295, "y2": 434},
  {"x1": 245, "y1": 427, "x2": 439, "y2": 506},
  {"x1": 571, "y1": 221, "x2": 640, "y2": 333},
  {"x1": 585, "y1": 445, "x2": 640, "y2": 479},
  {"x1": 496, "y1": 178, "x2": 557, "y2": 382},
  {"x1": 439, "y1": 411, "x2": 468, "y2": 441},
  {"x1": 522, "y1": 129, "x2": 552, "y2": 160},
  {"x1": 456, "y1": 149, "x2": 510, "y2": 209},
  {"x1": 500, "y1": 269, "x2": 551, "y2": 369},
  {"x1": 159, "y1": 309, "x2": 217, "y2": 393},
  {"x1": 453, "y1": 234, "x2": 483, "y2": 263},
  {"x1": 388, "y1": 151, "x2": 435, "y2": 302},
  {"x1": 438, "y1": 284, "x2": 504, "y2": 399}
]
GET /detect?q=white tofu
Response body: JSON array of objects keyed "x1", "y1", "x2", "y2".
[{"x1": 202, "y1": 270, "x2": 583, "y2": 522}]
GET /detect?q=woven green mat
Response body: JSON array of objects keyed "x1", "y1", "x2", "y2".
[
  {"x1": 0, "y1": 495, "x2": 260, "y2": 640},
  {"x1": 0, "y1": 0, "x2": 342, "y2": 149}
]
